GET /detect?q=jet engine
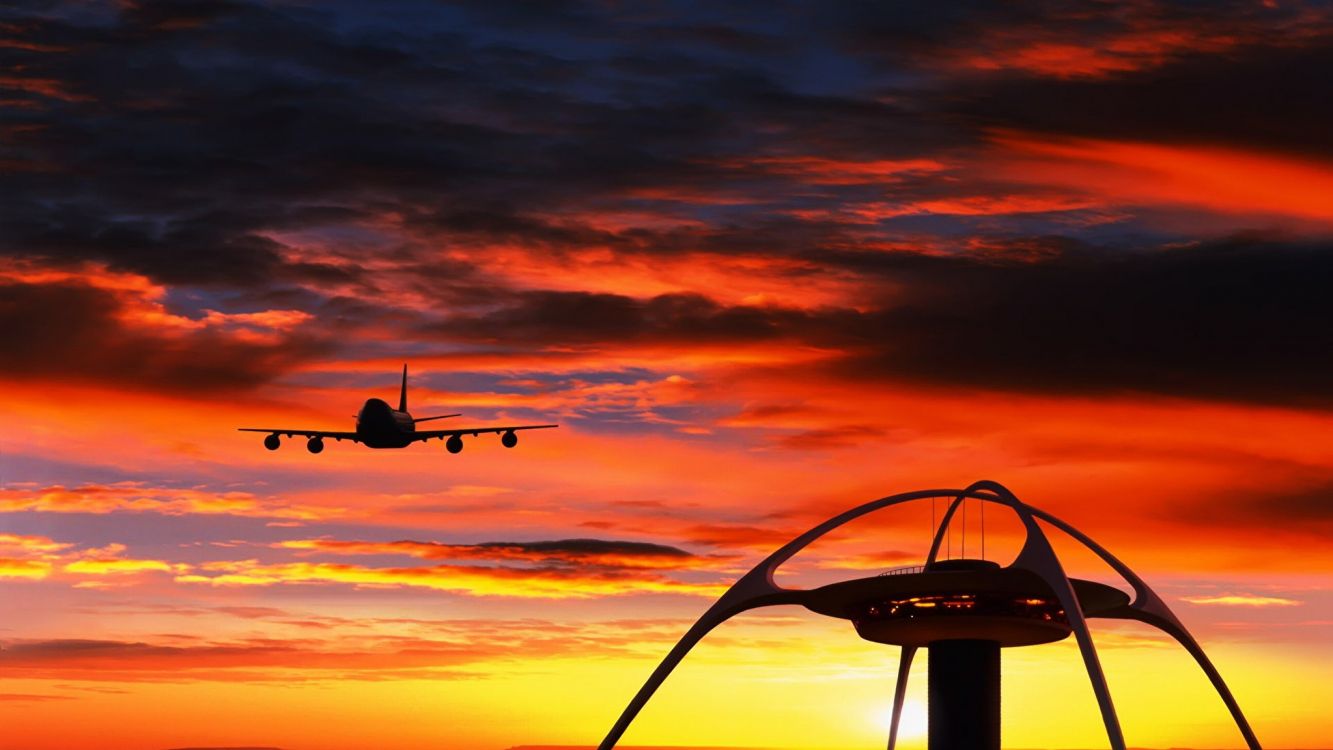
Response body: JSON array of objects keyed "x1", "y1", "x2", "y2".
[
  {"x1": 264, "y1": 434, "x2": 281, "y2": 451},
  {"x1": 446, "y1": 435, "x2": 464, "y2": 454},
  {"x1": 501, "y1": 430, "x2": 518, "y2": 448},
  {"x1": 307, "y1": 437, "x2": 325, "y2": 454}
]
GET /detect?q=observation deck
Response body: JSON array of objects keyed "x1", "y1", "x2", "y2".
[{"x1": 802, "y1": 558, "x2": 1130, "y2": 647}]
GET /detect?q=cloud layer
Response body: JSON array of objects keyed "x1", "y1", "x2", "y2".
[{"x1": 4, "y1": 2, "x2": 1333, "y2": 749}]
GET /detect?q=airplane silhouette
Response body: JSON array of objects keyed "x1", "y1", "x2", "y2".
[{"x1": 239, "y1": 365, "x2": 557, "y2": 454}]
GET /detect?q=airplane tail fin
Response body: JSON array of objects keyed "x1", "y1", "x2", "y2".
[{"x1": 399, "y1": 364, "x2": 408, "y2": 412}]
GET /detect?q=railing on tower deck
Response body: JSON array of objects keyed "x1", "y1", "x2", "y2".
[{"x1": 878, "y1": 564, "x2": 925, "y2": 577}]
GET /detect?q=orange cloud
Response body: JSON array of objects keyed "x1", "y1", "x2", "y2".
[
  {"x1": 810, "y1": 550, "x2": 921, "y2": 572},
  {"x1": 939, "y1": 6, "x2": 1332, "y2": 79},
  {"x1": 1183, "y1": 594, "x2": 1302, "y2": 607},
  {"x1": 0, "y1": 483, "x2": 342, "y2": 520},
  {"x1": 441, "y1": 244, "x2": 869, "y2": 310},
  {"x1": 731, "y1": 156, "x2": 947, "y2": 184},
  {"x1": 0, "y1": 258, "x2": 161, "y2": 295},
  {"x1": 990, "y1": 130, "x2": 1333, "y2": 223},
  {"x1": 952, "y1": 34, "x2": 1234, "y2": 79},
  {"x1": 0, "y1": 533, "x2": 74, "y2": 580},
  {"x1": 64, "y1": 557, "x2": 183, "y2": 576},
  {"x1": 303, "y1": 341, "x2": 838, "y2": 378},
  {"x1": 0, "y1": 259, "x2": 307, "y2": 337},
  {"x1": 905, "y1": 194, "x2": 1102, "y2": 216},
  {"x1": 0, "y1": 534, "x2": 187, "y2": 586},
  {"x1": 0, "y1": 533, "x2": 73, "y2": 554},
  {"x1": 0, "y1": 559, "x2": 53, "y2": 580},
  {"x1": 784, "y1": 194, "x2": 1110, "y2": 226},
  {"x1": 177, "y1": 559, "x2": 726, "y2": 599}
]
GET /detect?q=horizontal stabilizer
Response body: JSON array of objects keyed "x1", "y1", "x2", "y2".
[{"x1": 412, "y1": 414, "x2": 462, "y2": 423}]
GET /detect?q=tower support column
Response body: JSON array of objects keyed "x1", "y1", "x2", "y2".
[{"x1": 928, "y1": 639, "x2": 1000, "y2": 750}]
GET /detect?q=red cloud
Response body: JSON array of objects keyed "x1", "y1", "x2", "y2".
[{"x1": 989, "y1": 130, "x2": 1333, "y2": 223}]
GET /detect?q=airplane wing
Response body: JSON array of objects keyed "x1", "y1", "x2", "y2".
[
  {"x1": 237, "y1": 428, "x2": 361, "y2": 441},
  {"x1": 409, "y1": 424, "x2": 558, "y2": 443}
]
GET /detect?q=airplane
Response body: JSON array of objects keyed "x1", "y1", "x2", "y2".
[{"x1": 239, "y1": 365, "x2": 557, "y2": 454}]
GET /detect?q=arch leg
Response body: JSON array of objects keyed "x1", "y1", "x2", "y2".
[
  {"x1": 1027, "y1": 507, "x2": 1263, "y2": 750},
  {"x1": 1167, "y1": 622, "x2": 1263, "y2": 750},
  {"x1": 597, "y1": 488, "x2": 988, "y2": 750},
  {"x1": 597, "y1": 608, "x2": 724, "y2": 750},
  {"x1": 596, "y1": 576, "x2": 799, "y2": 750},
  {"x1": 1061, "y1": 600, "x2": 1127, "y2": 750},
  {"x1": 886, "y1": 646, "x2": 916, "y2": 750},
  {"x1": 1009, "y1": 523, "x2": 1127, "y2": 750},
  {"x1": 1097, "y1": 609, "x2": 1262, "y2": 749}
]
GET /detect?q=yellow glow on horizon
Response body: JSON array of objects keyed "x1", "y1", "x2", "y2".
[
  {"x1": 1182, "y1": 594, "x2": 1302, "y2": 607},
  {"x1": 6, "y1": 634, "x2": 1327, "y2": 750},
  {"x1": 873, "y1": 699, "x2": 928, "y2": 741}
]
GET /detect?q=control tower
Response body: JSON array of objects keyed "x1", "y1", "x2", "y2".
[{"x1": 596, "y1": 480, "x2": 1263, "y2": 750}]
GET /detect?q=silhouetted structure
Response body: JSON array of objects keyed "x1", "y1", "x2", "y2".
[
  {"x1": 597, "y1": 480, "x2": 1262, "y2": 750},
  {"x1": 238, "y1": 364, "x2": 556, "y2": 453}
]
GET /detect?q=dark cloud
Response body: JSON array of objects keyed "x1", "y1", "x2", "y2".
[
  {"x1": 0, "y1": 638, "x2": 292, "y2": 664},
  {"x1": 818, "y1": 0, "x2": 1050, "y2": 63},
  {"x1": 2, "y1": 1, "x2": 1329, "y2": 409},
  {"x1": 950, "y1": 40, "x2": 1333, "y2": 158},
  {"x1": 0, "y1": 277, "x2": 330, "y2": 392},
  {"x1": 0, "y1": 0, "x2": 946, "y2": 286},
  {"x1": 0, "y1": 693, "x2": 75, "y2": 702},
  {"x1": 776, "y1": 425, "x2": 886, "y2": 450},
  {"x1": 285, "y1": 536, "x2": 725, "y2": 569},
  {"x1": 473, "y1": 538, "x2": 694, "y2": 559},
  {"x1": 424, "y1": 290, "x2": 860, "y2": 345},
  {"x1": 0, "y1": 204, "x2": 294, "y2": 287},
  {"x1": 421, "y1": 236, "x2": 1333, "y2": 406},
  {"x1": 1159, "y1": 478, "x2": 1333, "y2": 536},
  {"x1": 829, "y1": 0, "x2": 1328, "y2": 80},
  {"x1": 410, "y1": 208, "x2": 621, "y2": 250},
  {"x1": 836, "y1": 236, "x2": 1333, "y2": 405},
  {"x1": 676, "y1": 522, "x2": 797, "y2": 550}
]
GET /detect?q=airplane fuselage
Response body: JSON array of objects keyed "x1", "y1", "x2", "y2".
[{"x1": 356, "y1": 398, "x2": 416, "y2": 448}]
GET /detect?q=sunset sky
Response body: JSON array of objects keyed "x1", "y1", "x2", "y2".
[{"x1": 2, "y1": 2, "x2": 1332, "y2": 749}]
